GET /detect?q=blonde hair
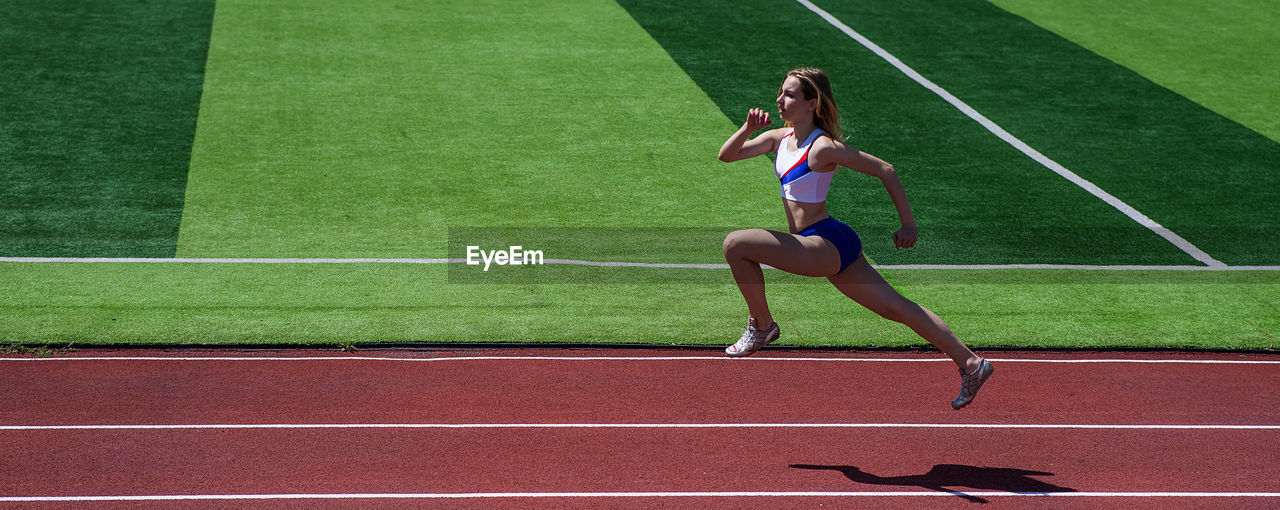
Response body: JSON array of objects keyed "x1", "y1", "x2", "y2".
[{"x1": 780, "y1": 68, "x2": 845, "y2": 141}]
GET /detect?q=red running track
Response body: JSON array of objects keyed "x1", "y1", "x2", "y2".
[{"x1": 1, "y1": 349, "x2": 1278, "y2": 509}]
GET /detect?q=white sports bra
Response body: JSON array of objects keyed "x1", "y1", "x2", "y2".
[{"x1": 775, "y1": 128, "x2": 832, "y2": 203}]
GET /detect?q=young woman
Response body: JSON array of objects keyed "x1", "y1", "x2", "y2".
[{"x1": 717, "y1": 68, "x2": 993, "y2": 410}]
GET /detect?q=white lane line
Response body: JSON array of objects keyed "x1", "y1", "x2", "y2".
[
  {"x1": 0, "y1": 257, "x2": 721, "y2": 269},
  {"x1": 3, "y1": 356, "x2": 1278, "y2": 364},
  {"x1": 3, "y1": 491, "x2": 1279, "y2": 502},
  {"x1": 3, "y1": 423, "x2": 1277, "y2": 431},
  {"x1": 794, "y1": 0, "x2": 1226, "y2": 268},
  {"x1": 5, "y1": 257, "x2": 1279, "y2": 270}
]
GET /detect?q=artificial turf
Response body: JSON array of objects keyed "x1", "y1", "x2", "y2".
[
  {"x1": 618, "y1": 0, "x2": 1280, "y2": 267},
  {"x1": 176, "y1": 0, "x2": 773, "y2": 259},
  {"x1": 0, "y1": 0, "x2": 214, "y2": 257},
  {"x1": 988, "y1": 0, "x2": 1280, "y2": 143},
  {"x1": 1, "y1": 262, "x2": 1276, "y2": 349},
  {"x1": 618, "y1": 0, "x2": 1191, "y2": 267}
]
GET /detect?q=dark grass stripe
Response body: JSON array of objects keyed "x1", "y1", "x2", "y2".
[
  {"x1": 802, "y1": 0, "x2": 1280, "y2": 266},
  {"x1": 617, "y1": 0, "x2": 1275, "y2": 266},
  {"x1": 0, "y1": 0, "x2": 215, "y2": 257}
]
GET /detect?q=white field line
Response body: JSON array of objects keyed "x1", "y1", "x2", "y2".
[
  {"x1": 2, "y1": 257, "x2": 1279, "y2": 270},
  {"x1": 2, "y1": 356, "x2": 1279, "y2": 364},
  {"x1": 0, "y1": 257, "x2": 460, "y2": 264},
  {"x1": 2, "y1": 492, "x2": 1280, "y2": 502},
  {"x1": 794, "y1": 0, "x2": 1226, "y2": 268},
  {"x1": 3, "y1": 423, "x2": 1278, "y2": 431}
]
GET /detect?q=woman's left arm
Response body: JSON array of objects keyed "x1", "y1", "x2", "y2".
[{"x1": 812, "y1": 141, "x2": 917, "y2": 249}]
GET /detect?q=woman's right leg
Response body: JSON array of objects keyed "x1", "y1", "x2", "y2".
[
  {"x1": 722, "y1": 228, "x2": 840, "y2": 329},
  {"x1": 828, "y1": 255, "x2": 994, "y2": 408},
  {"x1": 827, "y1": 255, "x2": 980, "y2": 373}
]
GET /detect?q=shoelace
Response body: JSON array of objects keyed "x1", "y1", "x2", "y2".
[
  {"x1": 733, "y1": 327, "x2": 758, "y2": 352},
  {"x1": 746, "y1": 325, "x2": 774, "y2": 347}
]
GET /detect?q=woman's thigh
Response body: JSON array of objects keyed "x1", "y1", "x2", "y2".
[
  {"x1": 723, "y1": 228, "x2": 841, "y2": 277},
  {"x1": 826, "y1": 255, "x2": 913, "y2": 320}
]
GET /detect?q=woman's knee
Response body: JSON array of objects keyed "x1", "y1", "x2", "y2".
[{"x1": 723, "y1": 229, "x2": 768, "y2": 258}]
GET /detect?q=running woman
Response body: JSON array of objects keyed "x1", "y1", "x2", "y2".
[{"x1": 717, "y1": 68, "x2": 993, "y2": 409}]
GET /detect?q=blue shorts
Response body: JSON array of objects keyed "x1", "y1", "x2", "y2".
[{"x1": 798, "y1": 217, "x2": 862, "y2": 273}]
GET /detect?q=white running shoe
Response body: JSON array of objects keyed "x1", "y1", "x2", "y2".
[
  {"x1": 952, "y1": 359, "x2": 994, "y2": 410},
  {"x1": 725, "y1": 318, "x2": 779, "y2": 357}
]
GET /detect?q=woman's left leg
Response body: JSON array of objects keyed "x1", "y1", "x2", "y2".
[
  {"x1": 827, "y1": 255, "x2": 981, "y2": 373},
  {"x1": 722, "y1": 228, "x2": 841, "y2": 329}
]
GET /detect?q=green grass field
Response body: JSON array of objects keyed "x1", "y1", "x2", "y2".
[
  {"x1": 2, "y1": 0, "x2": 1277, "y2": 350},
  {"x1": 989, "y1": 0, "x2": 1280, "y2": 143}
]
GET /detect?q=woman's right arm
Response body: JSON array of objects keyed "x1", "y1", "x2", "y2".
[{"x1": 718, "y1": 108, "x2": 780, "y2": 162}]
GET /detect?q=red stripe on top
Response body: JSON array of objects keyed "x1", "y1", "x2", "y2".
[{"x1": 779, "y1": 145, "x2": 814, "y2": 182}]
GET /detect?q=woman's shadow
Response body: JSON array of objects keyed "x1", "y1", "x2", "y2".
[{"x1": 789, "y1": 463, "x2": 1077, "y2": 504}]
